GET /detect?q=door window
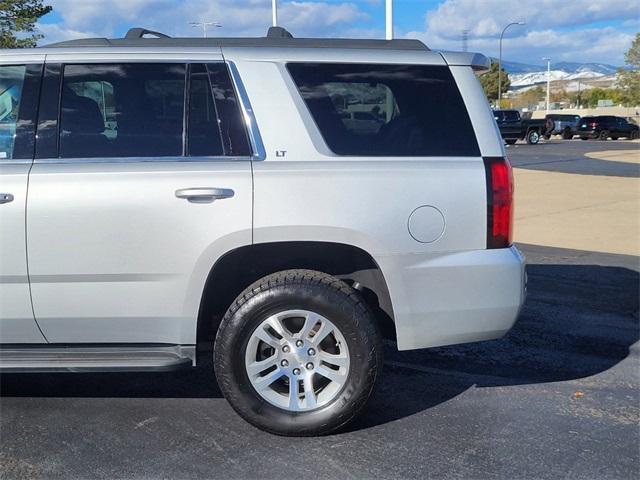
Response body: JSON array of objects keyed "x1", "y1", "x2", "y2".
[
  {"x1": 60, "y1": 63, "x2": 186, "y2": 158},
  {"x1": 0, "y1": 65, "x2": 26, "y2": 159}
]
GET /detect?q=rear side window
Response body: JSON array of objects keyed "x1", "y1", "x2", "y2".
[
  {"x1": 287, "y1": 63, "x2": 479, "y2": 157},
  {"x1": 56, "y1": 62, "x2": 250, "y2": 159}
]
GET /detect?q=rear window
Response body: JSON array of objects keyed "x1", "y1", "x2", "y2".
[
  {"x1": 287, "y1": 63, "x2": 479, "y2": 157},
  {"x1": 497, "y1": 110, "x2": 520, "y2": 122}
]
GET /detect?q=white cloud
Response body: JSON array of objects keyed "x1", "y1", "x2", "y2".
[
  {"x1": 405, "y1": 0, "x2": 639, "y2": 65},
  {"x1": 38, "y1": 0, "x2": 368, "y2": 42}
]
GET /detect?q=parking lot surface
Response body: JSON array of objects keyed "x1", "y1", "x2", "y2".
[{"x1": 1, "y1": 140, "x2": 638, "y2": 479}]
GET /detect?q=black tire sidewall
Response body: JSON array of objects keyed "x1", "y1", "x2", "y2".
[{"x1": 215, "y1": 274, "x2": 381, "y2": 435}]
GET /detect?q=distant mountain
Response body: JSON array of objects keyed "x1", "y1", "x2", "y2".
[{"x1": 491, "y1": 59, "x2": 620, "y2": 75}]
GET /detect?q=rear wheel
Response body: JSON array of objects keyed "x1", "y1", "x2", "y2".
[
  {"x1": 505, "y1": 139, "x2": 517, "y2": 145},
  {"x1": 581, "y1": 137, "x2": 588, "y2": 140},
  {"x1": 611, "y1": 136, "x2": 619, "y2": 140},
  {"x1": 214, "y1": 269, "x2": 382, "y2": 436},
  {"x1": 562, "y1": 128, "x2": 573, "y2": 140},
  {"x1": 527, "y1": 129, "x2": 540, "y2": 144},
  {"x1": 630, "y1": 130, "x2": 639, "y2": 140},
  {"x1": 599, "y1": 130, "x2": 609, "y2": 141}
]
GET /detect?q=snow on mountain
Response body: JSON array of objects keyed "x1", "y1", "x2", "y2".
[{"x1": 510, "y1": 70, "x2": 569, "y2": 87}]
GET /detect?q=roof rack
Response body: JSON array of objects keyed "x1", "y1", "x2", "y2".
[
  {"x1": 124, "y1": 28, "x2": 170, "y2": 39},
  {"x1": 43, "y1": 26, "x2": 429, "y2": 51}
]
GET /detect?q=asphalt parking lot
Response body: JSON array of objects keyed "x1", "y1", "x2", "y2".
[{"x1": 1, "y1": 140, "x2": 638, "y2": 479}]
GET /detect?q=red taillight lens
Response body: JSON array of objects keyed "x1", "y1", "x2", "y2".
[
  {"x1": 589, "y1": 121, "x2": 598, "y2": 128},
  {"x1": 483, "y1": 157, "x2": 513, "y2": 249}
]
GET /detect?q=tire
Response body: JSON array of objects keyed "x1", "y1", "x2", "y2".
[
  {"x1": 505, "y1": 139, "x2": 517, "y2": 145},
  {"x1": 526, "y1": 129, "x2": 540, "y2": 144},
  {"x1": 214, "y1": 269, "x2": 382, "y2": 436},
  {"x1": 631, "y1": 130, "x2": 639, "y2": 140},
  {"x1": 562, "y1": 128, "x2": 573, "y2": 140},
  {"x1": 611, "y1": 136, "x2": 618, "y2": 140},
  {"x1": 581, "y1": 137, "x2": 588, "y2": 140},
  {"x1": 543, "y1": 134, "x2": 552, "y2": 140},
  {"x1": 599, "y1": 130, "x2": 609, "y2": 141}
]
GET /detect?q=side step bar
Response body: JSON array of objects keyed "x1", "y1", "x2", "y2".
[{"x1": 0, "y1": 345, "x2": 195, "y2": 373}]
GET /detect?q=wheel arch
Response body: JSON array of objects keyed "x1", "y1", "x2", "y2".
[{"x1": 196, "y1": 241, "x2": 396, "y2": 351}]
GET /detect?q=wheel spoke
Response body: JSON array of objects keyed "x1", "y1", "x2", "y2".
[
  {"x1": 288, "y1": 375, "x2": 300, "y2": 410},
  {"x1": 246, "y1": 354, "x2": 278, "y2": 376},
  {"x1": 315, "y1": 365, "x2": 347, "y2": 385},
  {"x1": 253, "y1": 327, "x2": 281, "y2": 349},
  {"x1": 252, "y1": 367, "x2": 284, "y2": 391},
  {"x1": 310, "y1": 320, "x2": 333, "y2": 346},
  {"x1": 303, "y1": 374, "x2": 317, "y2": 409},
  {"x1": 299, "y1": 312, "x2": 321, "y2": 340},
  {"x1": 319, "y1": 351, "x2": 348, "y2": 368},
  {"x1": 265, "y1": 314, "x2": 289, "y2": 340}
]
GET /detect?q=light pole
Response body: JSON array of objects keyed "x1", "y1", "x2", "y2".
[
  {"x1": 189, "y1": 21, "x2": 221, "y2": 38},
  {"x1": 272, "y1": 0, "x2": 278, "y2": 27},
  {"x1": 498, "y1": 21, "x2": 525, "y2": 108},
  {"x1": 542, "y1": 57, "x2": 551, "y2": 113},
  {"x1": 385, "y1": 0, "x2": 393, "y2": 40}
]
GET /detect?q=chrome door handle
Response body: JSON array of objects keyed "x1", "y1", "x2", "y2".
[
  {"x1": 175, "y1": 187, "x2": 235, "y2": 203},
  {"x1": 0, "y1": 193, "x2": 14, "y2": 204}
]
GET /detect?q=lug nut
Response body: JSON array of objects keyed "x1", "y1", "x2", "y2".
[
  {"x1": 306, "y1": 362, "x2": 314, "y2": 370},
  {"x1": 292, "y1": 368, "x2": 301, "y2": 375},
  {"x1": 296, "y1": 340, "x2": 304, "y2": 347},
  {"x1": 280, "y1": 359, "x2": 289, "y2": 367},
  {"x1": 282, "y1": 345, "x2": 290, "y2": 353},
  {"x1": 307, "y1": 348, "x2": 316, "y2": 356}
]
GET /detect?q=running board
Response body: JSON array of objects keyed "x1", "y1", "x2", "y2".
[{"x1": 0, "y1": 345, "x2": 195, "y2": 373}]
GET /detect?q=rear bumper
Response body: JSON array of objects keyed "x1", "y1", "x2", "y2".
[
  {"x1": 578, "y1": 130, "x2": 598, "y2": 138},
  {"x1": 380, "y1": 246, "x2": 526, "y2": 351}
]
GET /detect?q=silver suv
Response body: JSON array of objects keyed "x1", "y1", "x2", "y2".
[{"x1": 0, "y1": 27, "x2": 526, "y2": 436}]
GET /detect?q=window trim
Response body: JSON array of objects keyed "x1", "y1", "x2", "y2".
[{"x1": 32, "y1": 60, "x2": 263, "y2": 164}]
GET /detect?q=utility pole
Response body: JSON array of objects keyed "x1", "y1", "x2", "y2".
[
  {"x1": 385, "y1": 0, "x2": 393, "y2": 40},
  {"x1": 498, "y1": 21, "x2": 525, "y2": 107},
  {"x1": 189, "y1": 21, "x2": 221, "y2": 38},
  {"x1": 543, "y1": 57, "x2": 551, "y2": 113},
  {"x1": 272, "y1": 0, "x2": 278, "y2": 27}
]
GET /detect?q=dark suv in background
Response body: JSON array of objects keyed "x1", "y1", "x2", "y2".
[{"x1": 578, "y1": 115, "x2": 639, "y2": 140}]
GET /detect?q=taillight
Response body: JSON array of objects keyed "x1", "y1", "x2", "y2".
[
  {"x1": 589, "y1": 121, "x2": 598, "y2": 128},
  {"x1": 483, "y1": 157, "x2": 513, "y2": 249}
]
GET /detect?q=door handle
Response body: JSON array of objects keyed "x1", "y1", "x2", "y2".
[
  {"x1": 0, "y1": 193, "x2": 14, "y2": 204},
  {"x1": 175, "y1": 187, "x2": 234, "y2": 203}
]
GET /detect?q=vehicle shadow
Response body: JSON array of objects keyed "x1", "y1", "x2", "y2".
[
  {"x1": 1, "y1": 248, "x2": 638, "y2": 433},
  {"x1": 350, "y1": 257, "x2": 639, "y2": 430}
]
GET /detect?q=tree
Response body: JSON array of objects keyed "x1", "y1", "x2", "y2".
[
  {"x1": 479, "y1": 61, "x2": 510, "y2": 105},
  {"x1": 617, "y1": 32, "x2": 640, "y2": 106},
  {"x1": 0, "y1": 0, "x2": 52, "y2": 48}
]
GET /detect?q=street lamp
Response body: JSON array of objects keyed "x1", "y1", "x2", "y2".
[
  {"x1": 498, "y1": 21, "x2": 525, "y2": 107},
  {"x1": 542, "y1": 57, "x2": 551, "y2": 113},
  {"x1": 189, "y1": 21, "x2": 221, "y2": 38}
]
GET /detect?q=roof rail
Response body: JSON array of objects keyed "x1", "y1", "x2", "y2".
[{"x1": 124, "y1": 27, "x2": 170, "y2": 39}]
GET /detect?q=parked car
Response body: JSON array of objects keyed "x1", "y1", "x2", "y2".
[
  {"x1": 0, "y1": 27, "x2": 526, "y2": 436},
  {"x1": 578, "y1": 115, "x2": 640, "y2": 140},
  {"x1": 493, "y1": 109, "x2": 547, "y2": 144},
  {"x1": 544, "y1": 113, "x2": 581, "y2": 139}
]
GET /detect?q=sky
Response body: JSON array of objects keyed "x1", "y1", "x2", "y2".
[{"x1": 37, "y1": 0, "x2": 639, "y2": 67}]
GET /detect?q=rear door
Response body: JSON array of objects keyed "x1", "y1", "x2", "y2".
[
  {"x1": 0, "y1": 59, "x2": 46, "y2": 343},
  {"x1": 27, "y1": 54, "x2": 254, "y2": 344}
]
